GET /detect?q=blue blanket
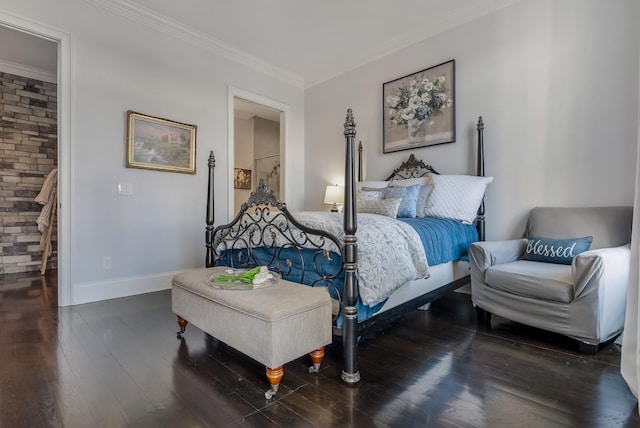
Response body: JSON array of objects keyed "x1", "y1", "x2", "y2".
[
  {"x1": 217, "y1": 217, "x2": 478, "y2": 326},
  {"x1": 398, "y1": 217, "x2": 478, "y2": 265}
]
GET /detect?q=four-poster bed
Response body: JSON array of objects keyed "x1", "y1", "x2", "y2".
[{"x1": 203, "y1": 109, "x2": 488, "y2": 383}]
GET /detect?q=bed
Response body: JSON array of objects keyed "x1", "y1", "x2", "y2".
[{"x1": 205, "y1": 109, "x2": 488, "y2": 383}]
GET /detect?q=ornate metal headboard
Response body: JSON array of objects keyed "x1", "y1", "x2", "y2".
[{"x1": 384, "y1": 154, "x2": 440, "y2": 180}]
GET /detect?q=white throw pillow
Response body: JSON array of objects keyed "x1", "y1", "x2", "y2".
[
  {"x1": 415, "y1": 185, "x2": 434, "y2": 218},
  {"x1": 357, "y1": 198, "x2": 402, "y2": 218},
  {"x1": 357, "y1": 190, "x2": 384, "y2": 201},
  {"x1": 389, "y1": 176, "x2": 432, "y2": 188},
  {"x1": 355, "y1": 180, "x2": 389, "y2": 192},
  {"x1": 424, "y1": 175, "x2": 494, "y2": 224}
]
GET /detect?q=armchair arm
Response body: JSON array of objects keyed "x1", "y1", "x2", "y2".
[
  {"x1": 468, "y1": 238, "x2": 528, "y2": 272},
  {"x1": 572, "y1": 244, "x2": 631, "y2": 298}
]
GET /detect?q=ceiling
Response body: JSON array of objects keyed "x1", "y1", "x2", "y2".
[
  {"x1": 0, "y1": 0, "x2": 521, "y2": 88},
  {"x1": 122, "y1": 0, "x2": 521, "y2": 87}
]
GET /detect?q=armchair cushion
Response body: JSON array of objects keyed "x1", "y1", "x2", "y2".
[{"x1": 485, "y1": 261, "x2": 574, "y2": 303}]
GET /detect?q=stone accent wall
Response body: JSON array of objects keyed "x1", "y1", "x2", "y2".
[{"x1": 0, "y1": 71, "x2": 57, "y2": 275}]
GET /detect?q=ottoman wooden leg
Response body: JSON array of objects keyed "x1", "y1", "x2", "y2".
[
  {"x1": 176, "y1": 315, "x2": 188, "y2": 339},
  {"x1": 265, "y1": 365, "x2": 284, "y2": 399},
  {"x1": 308, "y1": 347, "x2": 325, "y2": 373}
]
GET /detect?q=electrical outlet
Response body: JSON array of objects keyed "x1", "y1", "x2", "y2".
[{"x1": 102, "y1": 256, "x2": 112, "y2": 270}]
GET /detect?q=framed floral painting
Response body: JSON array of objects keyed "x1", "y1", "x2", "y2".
[{"x1": 382, "y1": 59, "x2": 455, "y2": 153}]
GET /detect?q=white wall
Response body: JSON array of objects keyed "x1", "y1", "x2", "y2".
[
  {"x1": 1, "y1": 0, "x2": 305, "y2": 304},
  {"x1": 305, "y1": 0, "x2": 640, "y2": 239}
]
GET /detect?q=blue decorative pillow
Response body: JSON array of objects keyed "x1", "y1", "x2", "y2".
[
  {"x1": 522, "y1": 236, "x2": 593, "y2": 265},
  {"x1": 379, "y1": 184, "x2": 420, "y2": 218}
]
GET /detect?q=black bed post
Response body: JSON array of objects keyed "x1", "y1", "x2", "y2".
[
  {"x1": 357, "y1": 141, "x2": 363, "y2": 182},
  {"x1": 341, "y1": 109, "x2": 361, "y2": 384},
  {"x1": 476, "y1": 117, "x2": 485, "y2": 241},
  {"x1": 205, "y1": 151, "x2": 216, "y2": 267}
]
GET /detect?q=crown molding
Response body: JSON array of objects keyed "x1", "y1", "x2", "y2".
[
  {"x1": 0, "y1": 58, "x2": 56, "y2": 83},
  {"x1": 83, "y1": 0, "x2": 304, "y2": 88}
]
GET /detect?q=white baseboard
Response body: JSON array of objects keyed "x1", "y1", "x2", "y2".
[{"x1": 72, "y1": 270, "x2": 186, "y2": 305}]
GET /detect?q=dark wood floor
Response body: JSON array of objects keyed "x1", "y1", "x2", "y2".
[{"x1": 1, "y1": 272, "x2": 639, "y2": 427}]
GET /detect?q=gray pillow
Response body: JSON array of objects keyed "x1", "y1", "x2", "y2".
[{"x1": 416, "y1": 185, "x2": 434, "y2": 218}]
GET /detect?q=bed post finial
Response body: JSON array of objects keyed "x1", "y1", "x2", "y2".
[
  {"x1": 341, "y1": 108, "x2": 361, "y2": 384},
  {"x1": 344, "y1": 108, "x2": 356, "y2": 137},
  {"x1": 206, "y1": 151, "x2": 216, "y2": 267}
]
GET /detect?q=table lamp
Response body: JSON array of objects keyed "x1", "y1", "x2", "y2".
[{"x1": 324, "y1": 185, "x2": 344, "y2": 212}]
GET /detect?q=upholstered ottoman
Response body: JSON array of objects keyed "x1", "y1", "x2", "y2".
[{"x1": 171, "y1": 267, "x2": 332, "y2": 398}]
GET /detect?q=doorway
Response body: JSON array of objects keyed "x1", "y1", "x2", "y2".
[
  {"x1": 228, "y1": 88, "x2": 290, "y2": 221},
  {"x1": 0, "y1": 25, "x2": 58, "y2": 276},
  {"x1": 0, "y1": 14, "x2": 71, "y2": 306}
]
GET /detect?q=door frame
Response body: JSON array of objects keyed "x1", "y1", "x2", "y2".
[
  {"x1": 0, "y1": 13, "x2": 72, "y2": 306},
  {"x1": 227, "y1": 87, "x2": 290, "y2": 221}
]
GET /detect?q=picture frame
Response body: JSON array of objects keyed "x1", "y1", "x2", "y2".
[
  {"x1": 382, "y1": 59, "x2": 455, "y2": 153},
  {"x1": 234, "y1": 168, "x2": 252, "y2": 189},
  {"x1": 126, "y1": 110, "x2": 197, "y2": 174}
]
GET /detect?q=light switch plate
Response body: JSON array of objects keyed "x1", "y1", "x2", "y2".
[{"x1": 118, "y1": 182, "x2": 133, "y2": 195}]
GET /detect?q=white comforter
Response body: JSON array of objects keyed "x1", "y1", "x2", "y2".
[{"x1": 293, "y1": 212, "x2": 430, "y2": 307}]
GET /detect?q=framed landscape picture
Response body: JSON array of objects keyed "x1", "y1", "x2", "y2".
[
  {"x1": 382, "y1": 59, "x2": 455, "y2": 153},
  {"x1": 126, "y1": 110, "x2": 197, "y2": 174}
]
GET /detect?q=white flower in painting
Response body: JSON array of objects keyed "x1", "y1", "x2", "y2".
[
  {"x1": 401, "y1": 110, "x2": 414, "y2": 121},
  {"x1": 408, "y1": 96, "x2": 421, "y2": 109},
  {"x1": 386, "y1": 95, "x2": 400, "y2": 108},
  {"x1": 385, "y1": 70, "x2": 452, "y2": 128}
]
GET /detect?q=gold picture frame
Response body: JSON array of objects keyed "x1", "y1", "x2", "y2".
[{"x1": 126, "y1": 110, "x2": 197, "y2": 174}]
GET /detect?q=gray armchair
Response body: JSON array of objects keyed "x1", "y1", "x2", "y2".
[{"x1": 469, "y1": 206, "x2": 632, "y2": 354}]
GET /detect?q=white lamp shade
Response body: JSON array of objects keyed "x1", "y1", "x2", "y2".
[{"x1": 324, "y1": 185, "x2": 344, "y2": 205}]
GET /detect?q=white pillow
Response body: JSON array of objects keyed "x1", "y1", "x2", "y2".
[
  {"x1": 424, "y1": 175, "x2": 494, "y2": 224},
  {"x1": 416, "y1": 185, "x2": 434, "y2": 218},
  {"x1": 357, "y1": 198, "x2": 402, "y2": 218},
  {"x1": 356, "y1": 180, "x2": 389, "y2": 192},
  {"x1": 389, "y1": 176, "x2": 432, "y2": 188},
  {"x1": 357, "y1": 190, "x2": 384, "y2": 201}
]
